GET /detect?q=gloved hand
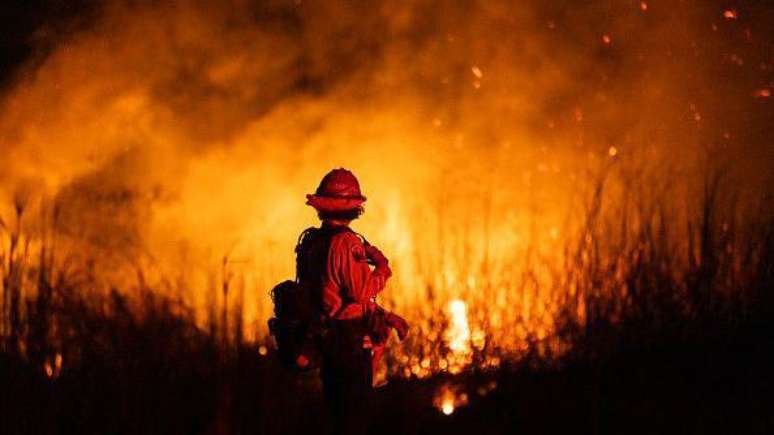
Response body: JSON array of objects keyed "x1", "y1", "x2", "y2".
[
  {"x1": 385, "y1": 311, "x2": 409, "y2": 341},
  {"x1": 364, "y1": 244, "x2": 388, "y2": 266},
  {"x1": 365, "y1": 244, "x2": 392, "y2": 279}
]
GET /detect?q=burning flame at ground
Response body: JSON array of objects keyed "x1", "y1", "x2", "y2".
[
  {"x1": 445, "y1": 300, "x2": 471, "y2": 355},
  {"x1": 441, "y1": 299, "x2": 473, "y2": 374},
  {"x1": 43, "y1": 353, "x2": 63, "y2": 380},
  {"x1": 441, "y1": 400, "x2": 454, "y2": 416},
  {"x1": 433, "y1": 379, "x2": 497, "y2": 416},
  {"x1": 434, "y1": 383, "x2": 469, "y2": 416}
]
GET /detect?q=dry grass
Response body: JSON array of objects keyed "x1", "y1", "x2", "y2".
[{"x1": 0, "y1": 167, "x2": 772, "y2": 434}]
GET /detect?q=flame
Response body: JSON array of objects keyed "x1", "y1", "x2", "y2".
[
  {"x1": 441, "y1": 400, "x2": 455, "y2": 415},
  {"x1": 44, "y1": 353, "x2": 63, "y2": 379},
  {"x1": 446, "y1": 300, "x2": 471, "y2": 354},
  {"x1": 434, "y1": 383, "x2": 469, "y2": 416}
]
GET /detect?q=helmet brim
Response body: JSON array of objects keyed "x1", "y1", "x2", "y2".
[{"x1": 306, "y1": 194, "x2": 366, "y2": 212}]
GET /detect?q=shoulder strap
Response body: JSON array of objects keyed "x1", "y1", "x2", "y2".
[
  {"x1": 321, "y1": 225, "x2": 367, "y2": 243},
  {"x1": 293, "y1": 225, "x2": 353, "y2": 283},
  {"x1": 339, "y1": 227, "x2": 370, "y2": 247},
  {"x1": 295, "y1": 227, "x2": 318, "y2": 254},
  {"x1": 294, "y1": 227, "x2": 319, "y2": 282}
]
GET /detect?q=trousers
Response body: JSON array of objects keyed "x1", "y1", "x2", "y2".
[{"x1": 320, "y1": 318, "x2": 373, "y2": 435}]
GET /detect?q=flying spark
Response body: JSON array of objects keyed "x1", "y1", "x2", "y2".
[{"x1": 723, "y1": 10, "x2": 738, "y2": 20}]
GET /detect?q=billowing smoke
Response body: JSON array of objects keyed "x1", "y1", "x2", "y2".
[{"x1": 0, "y1": 0, "x2": 772, "y2": 344}]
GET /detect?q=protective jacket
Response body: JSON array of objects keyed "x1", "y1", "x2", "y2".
[{"x1": 296, "y1": 224, "x2": 390, "y2": 320}]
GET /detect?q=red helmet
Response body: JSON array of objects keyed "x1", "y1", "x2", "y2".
[{"x1": 306, "y1": 168, "x2": 367, "y2": 213}]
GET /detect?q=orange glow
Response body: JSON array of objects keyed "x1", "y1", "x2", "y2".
[{"x1": 0, "y1": 0, "x2": 770, "y2": 381}]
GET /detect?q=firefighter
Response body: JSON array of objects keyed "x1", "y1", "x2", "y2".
[{"x1": 297, "y1": 168, "x2": 396, "y2": 435}]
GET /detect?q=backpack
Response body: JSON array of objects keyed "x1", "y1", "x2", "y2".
[
  {"x1": 267, "y1": 226, "x2": 352, "y2": 371},
  {"x1": 267, "y1": 279, "x2": 320, "y2": 371}
]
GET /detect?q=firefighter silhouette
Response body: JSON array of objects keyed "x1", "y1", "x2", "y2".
[{"x1": 295, "y1": 168, "x2": 408, "y2": 434}]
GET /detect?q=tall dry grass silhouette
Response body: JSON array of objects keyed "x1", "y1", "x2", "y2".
[{"x1": 1, "y1": 164, "x2": 772, "y2": 434}]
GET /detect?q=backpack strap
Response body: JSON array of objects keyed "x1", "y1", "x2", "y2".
[
  {"x1": 352, "y1": 231, "x2": 370, "y2": 247},
  {"x1": 295, "y1": 227, "x2": 318, "y2": 253},
  {"x1": 294, "y1": 227, "x2": 318, "y2": 282}
]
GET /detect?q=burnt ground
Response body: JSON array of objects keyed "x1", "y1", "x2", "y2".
[
  {"x1": 2, "y1": 318, "x2": 773, "y2": 435},
  {"x1": 373, "y1": 323, "x2": 774, "y2": 435}
]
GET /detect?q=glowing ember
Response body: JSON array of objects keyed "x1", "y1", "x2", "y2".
[
  {"x1": 602, "y1": 34, "x2": 612, "y2": 45},
  {"x1": 754, "y1": 88, "x2": 771, "y2": 98},
  {"x1": 471, "y1": 66, "x2": 483, "y2": 79},
  {"x1": 723, "y1": 10, "x2": 737, "y2": 20},
  {"x1": 640, "y1": 2, "x2": 648, "y2": 12},
  {"x1": 477, "y1": 381, "x2": 498, "y2": 397},
  {"x1": 44, "y1": 353, "x2": 63, "y2": 379},
  {"x1": 608, "y1": 146, "x2": 618, "y2": 157}
]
